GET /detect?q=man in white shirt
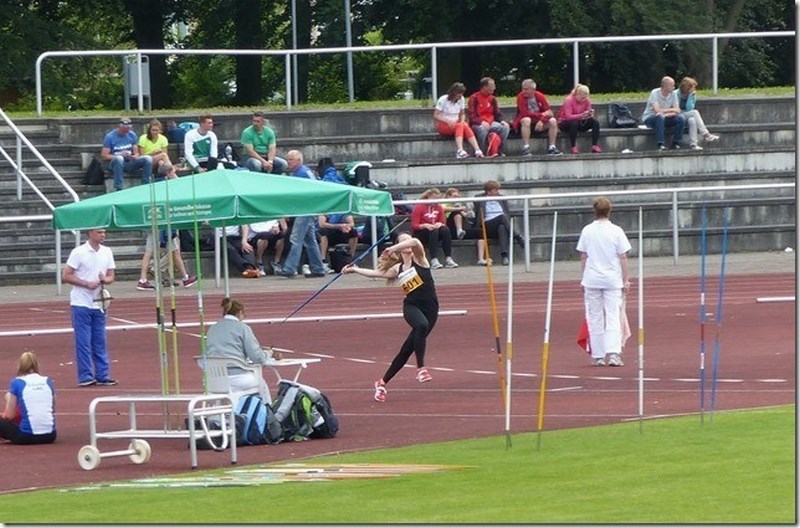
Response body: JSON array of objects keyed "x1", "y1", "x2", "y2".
[
  {"x1": 184, "y1": 114, "x2": 219, "y2": 173},
  {"x1": 62, "y1": 229, "x2": 118, "y2": 386}
]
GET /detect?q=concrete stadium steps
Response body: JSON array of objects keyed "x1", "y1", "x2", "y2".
[
  {"x1": 0, "y1": 96, "x2": 794, "y2": 285},
  {"x1": 370, "y1": 146, "x2": 796, "y2": 189}
]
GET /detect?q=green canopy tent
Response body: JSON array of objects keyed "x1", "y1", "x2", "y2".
[
  {"x1": 52, "y1": 169, "x2": 394, "y2": 396},
  {"x1": 52, "y1": 169, "x2": 393, "y2": 230}
]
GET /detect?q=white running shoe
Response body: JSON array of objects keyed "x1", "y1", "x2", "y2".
[
  {"x1": 430, "y1": 258, "x2": 443, "y2": 270},
  {"x1": 607, "y1": 353, "x2": 624, "y2": 367},
  {"x1": 456, "y1": 149, "x2": 469, "y2": 159},
  {"x1": 474, "y1": 149, "x2": 484, "y2": 158},
  {"x1": 593, "y1": 357, "x2": 605, "y2": 367},
  {"x1": 444, "y1": 257, "x2": 459, "y2": 268}
]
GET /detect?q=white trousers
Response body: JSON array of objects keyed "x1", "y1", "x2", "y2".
[
  {"x1": 584, "y1": 287, "x2": 623, "y2": 359},
  {"x1": 228, "y1": 372, "x2": 272, "y2": 405},
  {"x1": 683, "y1": 110, "x2": 709, "y2": 145}
]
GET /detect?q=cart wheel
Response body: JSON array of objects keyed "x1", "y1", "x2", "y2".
[
  {"x1": 78, "y1": 445, "x2": 101, "y2": 471},
  {"x1": 128, "y1": 439, "x2": 151, "y2": 464}
]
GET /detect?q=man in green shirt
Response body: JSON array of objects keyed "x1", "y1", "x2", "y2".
[{"x1": 240, "y1": 111, "x2": 287, "y2": 174}]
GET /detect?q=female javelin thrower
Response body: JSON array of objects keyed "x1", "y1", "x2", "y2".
[{"x1": 342, "y1": 233, "x2": 439, "y2": 402}]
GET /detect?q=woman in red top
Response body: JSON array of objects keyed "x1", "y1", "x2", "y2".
[
  {"x1": 410, "y1": 188, "x2": 458, "y2": 270},
  {"x1": 557, "y1": 84, "x2": 602, "y2": 154}
]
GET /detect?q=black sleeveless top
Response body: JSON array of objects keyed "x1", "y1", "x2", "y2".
[{"x1": 397, "y1": 260, "x2": 438, "y2": 307}]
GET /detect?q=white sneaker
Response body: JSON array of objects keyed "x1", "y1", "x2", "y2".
[
  {"x1": 456, "y1": 229, "x2": 467, "y2": 239},
  {"x1": 690, "y1": 144, "x2": 703, "y2": 150},
  {"x1": 301, "y1": 264, "x2": 311, "y2": 276},
  {"x1": 474, "y1": 149, "x2": 484, "y2": 158},
  {"x1": 477, "y1": 258, "x2": 493, "y2": 266},
  {"x1": 704, "y1": 133, "x2": 719, "y2": 143},
  {"x1": 607, "y1": 353, "x2": 624, "y2": 367},
  {"x1": 456, "y1": 149, "x2": 469, "y2": 159},
  {"x1": 444, "y1": 256, "x2": 459, "y2": 268},
  {"x1": 429, "y1": 258, "x2": 443, "y2": 270},
  {"x1": 593, "y1": 357, "x2": 605, "y2": 367}
]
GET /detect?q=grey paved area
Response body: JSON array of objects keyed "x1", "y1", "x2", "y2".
[{"x1": 5, "y1": 250, "x2": 796, "y2": 304}]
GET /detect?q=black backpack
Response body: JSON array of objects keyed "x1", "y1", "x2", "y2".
[
  {"x1": 235, "y1": 393, "x2": 283, "y2": 445},
  {"x1": 330, "y1": 243, "x2": 352, "y2": 273},
  {"x1": 608, "y1": 102, "x2": 639, "y2": 128},
  {"x1": 271, "y1": 380, "x2": 339, "y2": 441},
  {"x1": 83, "y1": 157, "x2": 105, "y2": 185}
]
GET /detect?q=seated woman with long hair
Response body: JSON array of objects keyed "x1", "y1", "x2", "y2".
[{"x1": 205, "y1": 298, "x2": 282, "y2": 404}]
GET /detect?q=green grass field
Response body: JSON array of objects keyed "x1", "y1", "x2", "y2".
[{"x1": 1, "y1": 405, "x2": 794, "y2": 524}]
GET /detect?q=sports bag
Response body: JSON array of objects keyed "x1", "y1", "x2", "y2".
[
  {"x1": 330, "y1": 244, "x2": 352, "y2": 273},
  {"x1": 271, "y1": 381, "x2": 316, "y2": 442},
  {"x1": 271, "y1": 380, "x2": 339, "y2": 441},
  {"x1": 608, "y1": 102, "x2": 638, "y2": 128},
  {"x1": 83, "y1": 157, "x2": 105, "y2": 185},
  {"x1": 235, "y1": 393, "x2": 283, "y2": 445},
  {"x1": 486, "y1": 131, "x2": 501, "y2": 157}
]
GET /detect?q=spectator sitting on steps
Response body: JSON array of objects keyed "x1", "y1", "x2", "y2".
[
  {"x1": 411, "y1": 187, "x2": 459, "y2": 270},
  {"x1": 240, "y1": 111, "x2": 288, "y2": 174},
  {"x1": 473, "y1": 180, "x2": 525, "y2": 266},
  {"x1": 557, "y1": 84, "x2": 602, "y2": 154},
  {"x1": 641, "y1": 76, "x2": 686, "y2": 150},
  {"x1": 512, "y1": 79, "x2": 563, "y2": 157},
  {"x1": 100, "y1": 117, "x2": 153, "y2": 191},
  {"x1": 184, "y1": 114, "x2": 219, "y2": 173},
  {"x1": 434, "y1": 82, "x2": 484, "y2": 159},
  {"x1": 467, "y1": 77, "x2": 510, "y2": 158}
]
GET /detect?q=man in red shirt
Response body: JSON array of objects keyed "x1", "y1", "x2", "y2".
[
  {"x1": 467, "y1": 77, "x2": 510, "y2": 157},
  {"x1": 512, "y1": 78, "x2": 563, "y2": 157}
]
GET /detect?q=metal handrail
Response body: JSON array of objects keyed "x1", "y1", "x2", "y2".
[
  {"x1": 0, "y1": 107, "x2": 81, "y2": 291},
  {"x1": 35, "y1": 30, "x2": 794, "y2": 115},
  {"x1": 386, "y1": 181, "x2": 796, "y2": 270}
]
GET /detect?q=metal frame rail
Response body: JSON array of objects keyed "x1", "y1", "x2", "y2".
[{"x1": 79, "y1": 393, "x2": 238, "y2": 471}]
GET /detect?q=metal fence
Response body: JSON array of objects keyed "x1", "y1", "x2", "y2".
[{"x1": 35, "y1": 30, "x2": 794, "y2": 115}]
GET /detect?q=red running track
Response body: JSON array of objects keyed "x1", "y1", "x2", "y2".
[{"x1": 0, "y1": 273, "x2": 794, "y2": 494}]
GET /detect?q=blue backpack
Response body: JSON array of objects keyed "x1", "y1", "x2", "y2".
[{"x1": 235, "y1": 394, "x2": 283, "y2": 445}]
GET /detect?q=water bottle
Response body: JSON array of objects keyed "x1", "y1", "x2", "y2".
[{"x1": 224, "y1": 144, "x2": 233, "y2": 162}]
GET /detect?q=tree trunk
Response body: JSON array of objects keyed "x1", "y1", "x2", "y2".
[
  {"x1": 295, "y1": 0, "x2": 313, "y2": 104},
  {"x1": 233, "y1": 0, "x2": 263, "y2": 105},
  {"x1": 125, "y1": 0, "x2": 171, "y2": 109}
]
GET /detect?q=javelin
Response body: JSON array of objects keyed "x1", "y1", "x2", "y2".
[
  {"x1": 698, "y1": 203, "x2": 708, "y2": 425},
  {"x1": 278, "y1": 216, "x2": 409, "y2": 325},
  {"x1": 503, "y1": 218, "x2": 515, "y2": 449},
  {"x1": 709, "y1": 206, "x2": 730, "y2": 424},
  {"x1": 147, "y1": 177, "x2": 170, "y2": 396},
  {"x1": 637, "y1": 207, "x2": 645, "y2": 434},
  {"x1": 164, "y1": 177, "x2": 181, "y2": 394},
  {"x1": 536, "y1": 211, "x2": 557, "y2": 451},
  {"x1": 190, "y1": 172, "x2": 209, "y2": 393},
  {"x1": 478, "y1": 210, "x2": 508, "y2": 416}
]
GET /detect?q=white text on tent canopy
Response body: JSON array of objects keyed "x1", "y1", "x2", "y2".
[
  {"x1": 354, "y1": 196, "x2": 387, "y2": 215},
  {"x1": 142, "y1": 202, "x2": 216, "y2": 224}
]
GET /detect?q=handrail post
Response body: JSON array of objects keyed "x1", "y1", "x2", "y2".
[
  {"x1": 672, "y1": 191, "x2": 679, "y2": 264},
  {"x1": 712, "y1": 37, "x2": 719, "y2": 95},
  {"x1": 572, "y1": 41, "x2": 580, "y2": 87},
  {"x1": 285, "y1": 53, "x2": 292, "y2": 111},
  {"x1": 136, "y1": 52, "x2": 144, "y2": 113},
  {"x1": 523, "y1": 199, "x2": 531, "y2": 272},
  {"x1": 56, "y1": 230, "x2": 62, "y2": 295},
  {"x1": 16, "y1": 137, "x2": 22, "y2": 200},
  {"x1": 431, "y1": 47, "x2": 438, "y2": 101}
]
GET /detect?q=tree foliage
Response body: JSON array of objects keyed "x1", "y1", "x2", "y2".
[{"x1": 0, "y1": 0, "x2": 793, "y2": 112}]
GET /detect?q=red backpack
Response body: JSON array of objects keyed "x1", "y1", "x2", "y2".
[{"x1": 486, "y1": 132, "x2": 501, "y2": 157}]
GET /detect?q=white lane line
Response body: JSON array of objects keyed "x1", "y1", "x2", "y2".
[
  {"x1": 758, "y1": 379, "x2": 789, "y2": 383},
  {"x1": 0, "y1": 310, "x2": 468, "y2": 337},
  {"x1": 549, "y1": 385, "x2": 583, "y2": 392}
]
